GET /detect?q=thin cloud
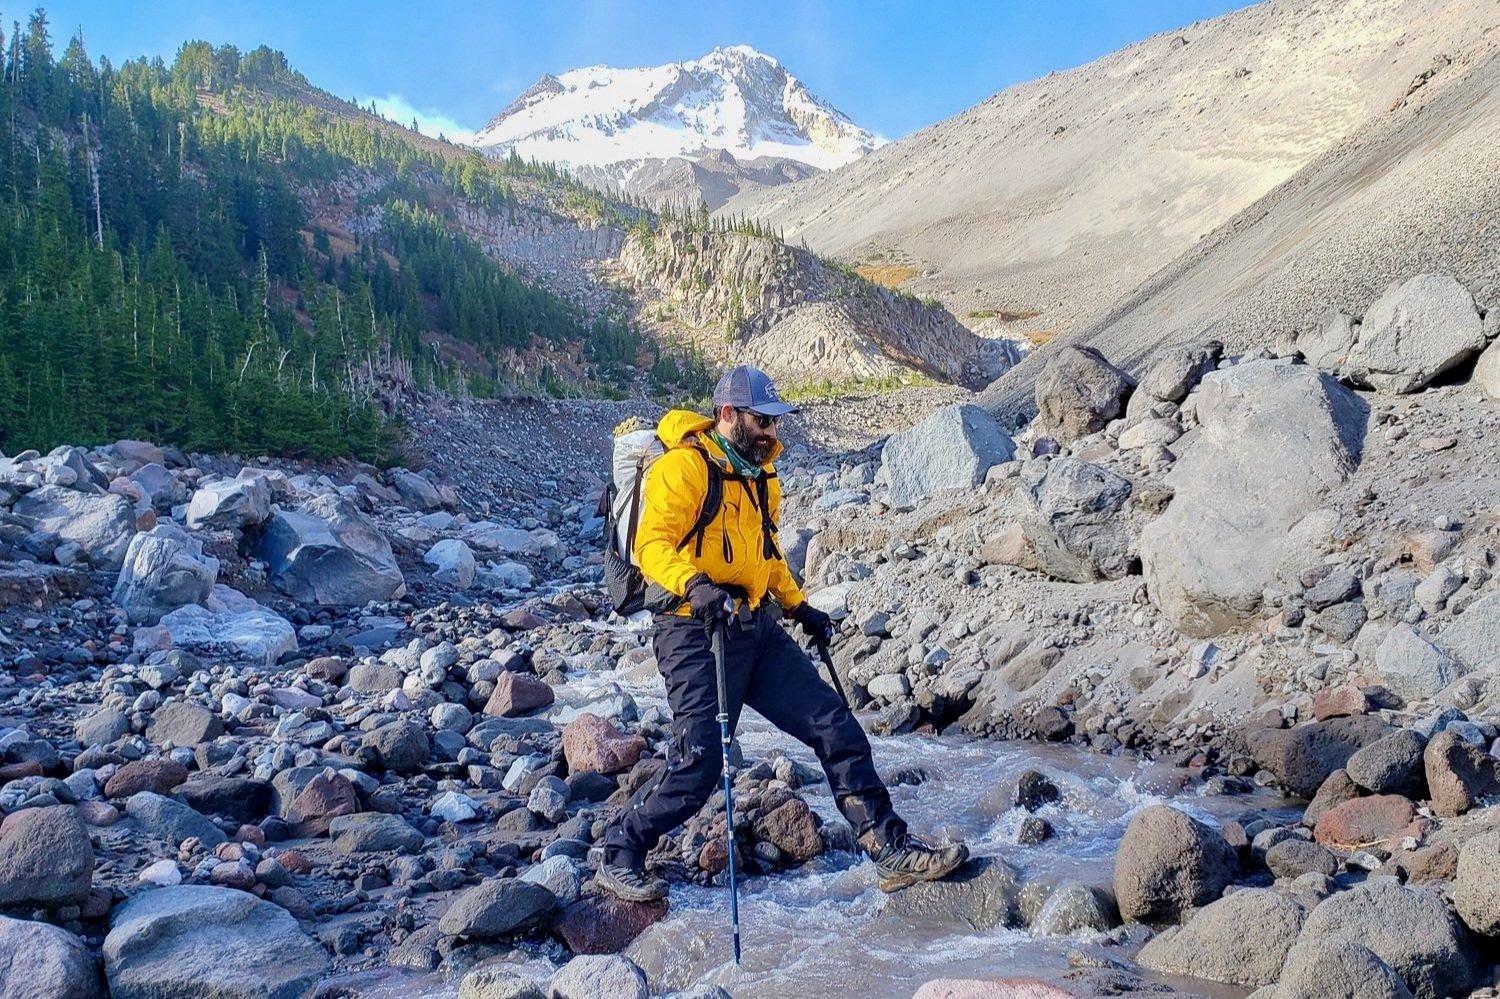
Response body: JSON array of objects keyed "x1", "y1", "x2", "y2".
[{"x1": 357, "y1": 93, "x2": 478, "y2": 146}]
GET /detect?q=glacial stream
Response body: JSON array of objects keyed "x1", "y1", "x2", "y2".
[{"x1": 346, "y1": 625, "x2": 1295, "y2": 999}]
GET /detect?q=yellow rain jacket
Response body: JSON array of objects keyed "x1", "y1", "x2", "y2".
[{"x1": 634, "y1": 410, "x2": 807, "y2": 616}]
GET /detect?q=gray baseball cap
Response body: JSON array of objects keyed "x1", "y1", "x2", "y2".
[{"x1": 712, "y1": 365, "x2": 799, "y2": 417}]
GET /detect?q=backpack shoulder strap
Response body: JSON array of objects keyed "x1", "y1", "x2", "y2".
[
  {"x1": 753, "y1": 473, "x2": 783, "y2": 561},
  {"x1": 674, "y1": 443, "x2": 724, "y2": 559}
]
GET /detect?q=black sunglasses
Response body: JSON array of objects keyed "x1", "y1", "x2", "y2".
[{"x1": 736, "y1": 408, "x2": 780, "y2": 428}]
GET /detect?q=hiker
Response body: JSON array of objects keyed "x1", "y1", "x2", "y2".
[{"x1": 595, "y1": 364, "x2": 969, "y2": 902}]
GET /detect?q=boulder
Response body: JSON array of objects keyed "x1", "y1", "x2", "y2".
[
  {"x1": 1313, "y1": 795, "x2": 1415, "y2": 849},
  {"x1": 561, "y1": 714, "x2": 647, "y2": 776},
  {"x1": 1112, "y1": 804, "x2": 1236, "y2": 923},
  {"x1": 103, "y1": 885, "x2": 329, "y2": 999},
  {"x1": 158, "y1": 586, "x2": 296, "y2": 667},
  {"x1": 1140, "y1": 360, "x2": 1365, "y2": 637},
  {"x1": 389, "y1": 468, "x2": 444, "y2": 511},
  {"x1": 554, "y1": 894, "x2": 668, "y2": 955},
  {"x1": 74, "y1": 708, "x2": 131, "y2": 748},
  {"x1": 1265, "y1": 839, "x2": 1338, "y2": 879},
  {"x1": 104, "y1": 759, "x2": 189, "y2": 799},
  {"x1": 0, "y1": 915, "x2": 104, "y2": 999},
  {"x1": 882, "y1": 856, "x2": 1022, "y2": 931},
  {"x1": 753, "y1": 799, "x2": 822, "y2": 864},
  {"x1": 1138, "y1": 888, "x2": 1304, "y2": 986},
  {"x1": 1374, "y1": 625, "x2": 1463, "y2": 702},
  {"x1": 1289, "y1": 310, "x2": 1360, "y2": 373},
  {"x1": 1452, "y1": 830, "x2": 1500, "y2": 936},
  {"x1": 1345, "y1": 730, "x2": 1427, "y2": 797},
  {"x1": 1270, "y1": 938, "x2": 1414, "y2": 999},
  {"x1": 362, "y1": 719, "x2": 429, "y2": 774},
  {"x1": 1245, "y1": 716, "x2": 1391, "y2": 799},
  {"x1": 549, "y1": 954, "x2": 648, "y2": 999},
  {"x1": 0, "y1": 806, "x2": 94, "y2": 907},
  {"x1": 145, "y1": 701, "x2": 224, "y2": 747},
  {"x1": 1312, "y1": 685, "x2": 1368, "y2": 721},
  {"x1": 424, "y1": 538, "x2": 476, "y2": 590},
  {"x1": 184, "y1": 476, "x2": 272, "y2": 531},
  {"x1": 880, "y1": 404, "x2": 1015, "y2": 508},
  {"x1": 1477, "y1": 337, "x2": 1500, "y2": 401},
  {"x1": 256, "y1": 493, "x2": 404, "y2": 605},
  {"x1": 125, "y1": 792, "x2": 226, "y2": 848},
  {"x1": 12, "y1": 485, "x2": 136, "y2": 569},
  {"x1": 1016, "y1": 457, "x2": 1135, "y2": 582},
  {"x1": 1126, "y1": 340, "x2": 1222, "y2": 419},
  {"x1": 1423, "y1": 729, "x2": 1500, "y2": 817},
  {"x1": 1034, "y1": 346, "x2": 1134, "y2": 441},
  {"x1": 1344, "y1": 274, "x2": 1486, "y2": 394},
  {"x1": 484, "y1": 672, "x2": 556, "y2": 717},
  {"x1": 328, "y1": 812, "x2": 423, "y2": 854},
  {"x1": 177, "y1": 776, "x2": 274, "y2": 826},
  {"x1": 437, "y1": 878, "x2": 558, "y2": 938},
  {"x1": 112, "y1": 524, "x2": 219, "y2": 625},
  {"x1": 1297, "y1": 880, "x2": 1477, "y2": 999},
  {"x1": 1436, "y1": 592, "x2": 1500, "y2": 673},
  {"x1": 458, "y1": 965, "x2": 545, "y2": 999},
  {"x1": 1029, "y1": 882, "x2": 1118, "y2": 936}
]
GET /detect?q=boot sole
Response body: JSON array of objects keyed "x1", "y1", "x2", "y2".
[
  {"x1": 594, "y1": 874, "x2": 668, "y2": 904},
  {"x1": 877, "y1": 847, "x2": 969, "y2": 894}
]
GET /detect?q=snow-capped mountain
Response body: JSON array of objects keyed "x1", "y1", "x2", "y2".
[{"x1": 471, "y1": 45, "x2": 881, "y2": 207}]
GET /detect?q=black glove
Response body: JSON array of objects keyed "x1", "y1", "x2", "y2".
[
  {"x1": 791, "y1": 602, "x2": 834, "y2": 645},
  {"x1": 685, "y1": 574, "x2": 732, "y2": 623}
]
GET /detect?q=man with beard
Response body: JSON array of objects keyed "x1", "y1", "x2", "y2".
[{"x1": 595, "y1": 365, "x2": 969, "y2": 902}]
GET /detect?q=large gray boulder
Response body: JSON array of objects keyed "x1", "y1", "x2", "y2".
[
  {"x1": 1296, "y1": 880, "x2": 1477, "y2": 999},
  {"x1": 185, "y1": 476, "x2": 272, "y2": 531},
  {"x1": 1268, "y1": 938, "x2": 1414, "y2": 999},
  {"x1": 1453, "y1": 830, "x2": 1500, "y2": 936},
  {"x1": 103, "y1": 885, "x2": 329, "y2": 999},
  {"x1": 256, "y1": 493, "x2": 404, "y2": 605},
  {"x1": 1140, "y1": 360, "x2": 1365, "y2": 637},
  {"x1": 882, "y1": 856, "x2": 1022, "y2": 931},
  {"x1": 1345, "y1": 730, "x2": 1427, "y2": 797},
  {"x1": 1436, "y1": 592, "x2": 1500, "y2": 673},
  {"x1": 1035, "y1": 346, "x2": 1134, "y2": 441},
  {"x1": 125, "y1": 792, "x2": 227, "y2": 848},
  {"x1": 1344, "y1": 274, "x2": 1486, "y2": 394},
  {"x1": 11, "y1": 485, "x2": 136, "y2": 569},
  {"x1": 1477, "y1": 337, "x2": 1500, "y2": 401},
  {"x1": 425, "y1": 538, "x2": 477, "y2": 590},
  {"x1": 158, "y1": 585, "x2": 296, "y2": 666},
  {"x1": 438, "y1": 878, "x2": 559, "y2": 938},
  {"x1": 1288, "y1": 310, "x2": 1360, "y2": 373},
  {"x1": 1016, "y1": 457, "x2": 1135, "y2": 582},
  {"x1": 112, "y1": 523, "x2": 219, "y2": 625},
  {"x1": 1125, "y1": 340, "x2": 1222, "y2": 421},
  {"x1": 1138, "y1": 888, "x2": 1305, "y2": 987},
  {"x1": 550, "y1": 955, "x2": 649, "y2": 999},
  {"x1": 880, "y1": 404, "x2": 1014, "y2": 508},
  {"x1": 1112, "y1": 804, "x2": 1236, "y2": 924},
  {"x1": 38, "y1": 446, "x2": 109, "y2": 493},
  {"x1": 0, "y1": 915, "x2": 104, "y2": 999},
  {"x1": 1374, "y1": 624, "x2": 1464, "y2": 702},
  {"x1": 389, "y1": 468, "x2": 444, "y2": 511},
  {"x1": 0, "y1": 806, "x2": 94, "y2": 907},
  {"x1": 1029, "y1": 882, "x2": 1119, "y2": 936}
]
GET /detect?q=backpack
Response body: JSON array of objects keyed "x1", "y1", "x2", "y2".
[{"x1": 599, "y1": 416, "x2": 782, "y2": 616}]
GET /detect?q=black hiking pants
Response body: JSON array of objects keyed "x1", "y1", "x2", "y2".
[{"x1": 601, "y1": 605, "x2": 906, "y2": 870}]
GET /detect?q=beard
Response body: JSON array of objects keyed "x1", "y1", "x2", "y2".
[{"x1": 730, "y1": 419, "x2": 776, "y2": 465}]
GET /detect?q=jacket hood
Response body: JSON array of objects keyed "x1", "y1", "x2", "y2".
[{"x1": 656, "y1": 409, "x2": 784, "y2": 465}]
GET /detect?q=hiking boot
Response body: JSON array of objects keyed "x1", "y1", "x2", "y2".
[
  {"x1": 594, "y1": 863, "x2": 668, "y2": 903},
  {"x1": 872, "y1": 834, "x2": 970, "y2": 893}
]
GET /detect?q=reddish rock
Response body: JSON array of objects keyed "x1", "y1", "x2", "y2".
[
  {"x1": 1388, "y1": 842, "x2": 1459, "y2": 883},
  {"x1": 502, "y1": 609, "x2": 547, "y2": 631},
  {"x1": 0, "y1": 762, "x2": 43, "y2": 781},
  {"x1": 237, "y1": 824, "x2": 266, "y2": 847},
  {"x1": 755, "y1": 799, "x2": 823, "y2": 864},
  {"x1": 554, "y1": 892, "x2": 669, "y2": 954},
  {"x1": 562, "y1": 713, "x2": 647, "y2": 775},
  {"x1": 285, "y1": 770, "x2": 358, "y2": 837},
  {"x1": 274, "y1": 850, "x2": 315, "y2": 874},
  {"x1": 76, "y1": 800, "x2": 120, "y2": 826},
  {"x1": 1312, "y1": 685, "x2": 1369, "y2": 721},
  {"x1": 1424, "y1": 729, "x2": 1500, "y2": 818},
  {"x1": 210, "y1": 860, "x2": 256, "y2": 890},
  {"x1": 104, "y1": 758, "x2": 189, "y2": 798},
  {"x1": 697, "y1": 834, "x2": 736, "y2": 875},
  {"x1": 483, "y1": 672, "x2": 555, "y2": 717},
  {"x1": 1314, "y1": 794, "x2": 1417, "y2": 849},
  {"x1": 913, "y1": 979, "x2": 1076, "y2": 999}
]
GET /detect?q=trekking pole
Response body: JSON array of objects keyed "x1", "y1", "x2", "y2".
[
  {"x1": 813, "y1": 637, "x2": 850, "y2": 710},
  {"x1": 710, "y1": 611, "x2": 742, "y2": 965}
]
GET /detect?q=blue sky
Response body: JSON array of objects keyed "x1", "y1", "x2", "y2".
[{"x1": 21, "y1": 1, "x2": 1256, "y2": 141}]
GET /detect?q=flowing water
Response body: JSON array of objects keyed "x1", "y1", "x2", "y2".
[{"x1": 341, "y1": 630, "x2": 1294, "y2": 999}]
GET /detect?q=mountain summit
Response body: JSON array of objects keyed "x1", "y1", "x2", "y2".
[{"x1": 472, "y1": 45, "x2": 880, "y2": 207}]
